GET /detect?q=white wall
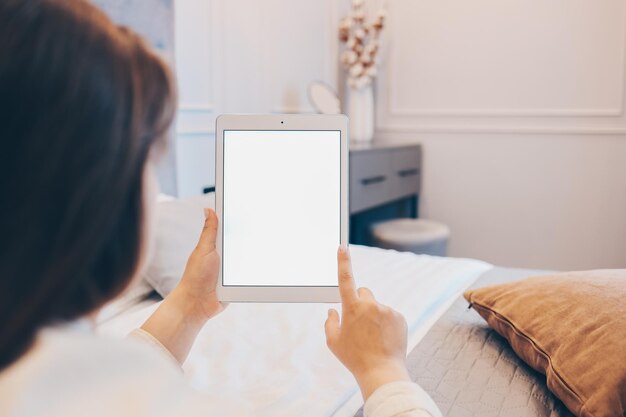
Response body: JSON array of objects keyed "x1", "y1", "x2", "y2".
[
  {"x1": 173, "y1": 0, "x2": 338, "y2": 196},
  {"x1": 174, "y1": 0, "x2": 626, "y2": 270},
  {"x1": 174, "y1": 0, "x2": 215, "y2": 196},
  {"x1": 374, "y1": 0, "x2": 626, "y2": 270},
  {"x1": 376, "y1": 132, "x2": 626, "y2": 270}
]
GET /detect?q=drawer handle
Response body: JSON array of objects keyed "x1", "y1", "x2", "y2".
[
  {"x1": 398, "y1": 168, "x2": 419, "y2": 178},
  {"x1": 361, "y1": 175, "x2": 387, "y2": 186}
]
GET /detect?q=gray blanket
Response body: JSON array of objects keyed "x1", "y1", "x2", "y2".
[{"x1": 354, "y1": 267, "x2": 574, "y2": 417}]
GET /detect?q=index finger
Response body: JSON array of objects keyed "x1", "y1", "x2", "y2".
[{"x1": 337, "y1": 245, "x2": 358, "y2": 304}]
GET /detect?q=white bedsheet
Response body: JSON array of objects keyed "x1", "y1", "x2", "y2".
[{"x1": 97, "y1": 245, "x2": 491, "y2": 417}]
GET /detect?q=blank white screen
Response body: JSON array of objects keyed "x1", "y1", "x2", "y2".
[{"x1": 222, "y1": 130, "x2": 341, "y2": 287}]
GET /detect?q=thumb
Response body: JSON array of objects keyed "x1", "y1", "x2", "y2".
[
  {"x1": 324, "y1": 308, "x2": 340, "y2": 347},
  {"x1": 196, "y1": 208, "x2": 218, "y2": 253}
]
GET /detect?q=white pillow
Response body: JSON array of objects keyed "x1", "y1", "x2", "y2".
[{"x1": 143, "y1": 193, "x2": 215, "y2": 297}]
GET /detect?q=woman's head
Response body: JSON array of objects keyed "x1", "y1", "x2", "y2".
[{"x1": 0, "y1": 0, "x2": 176, "y2": 369}]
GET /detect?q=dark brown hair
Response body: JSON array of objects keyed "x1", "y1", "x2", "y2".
[{"x1": 0, "y1": 0, "x2": 176, "y2": 369}]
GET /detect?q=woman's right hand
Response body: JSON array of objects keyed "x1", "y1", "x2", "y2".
[{"x1": 325, "y1": 246, "x2": 411, "y2": 400}]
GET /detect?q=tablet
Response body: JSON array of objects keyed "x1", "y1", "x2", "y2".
[{"x1": 215, "y1": 114, "x2": 349, "y2": 302}]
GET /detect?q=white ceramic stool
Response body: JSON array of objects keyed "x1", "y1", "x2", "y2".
[{"x1": 369, "y1": 218, "x2": 451, "y2": 256}]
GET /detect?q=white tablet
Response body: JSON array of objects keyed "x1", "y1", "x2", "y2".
[{"x1": 215, "y1": 114, "x2": 349, "y2": 302}]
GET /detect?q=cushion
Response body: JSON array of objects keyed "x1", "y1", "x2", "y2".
[
  {"x1": 143, "y1": 193, "x2": 215, "y2": 297},
  {"x1": 464, "y1": 270, "x2": 626, "y2": 417}
]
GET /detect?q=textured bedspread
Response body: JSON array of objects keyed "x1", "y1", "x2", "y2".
[
  {"x1": 354, "y1": 268, "x2": 574, "y2": 417},
  {"x1": 99, "y1": 246, "x2": 491, "y2": 417}
]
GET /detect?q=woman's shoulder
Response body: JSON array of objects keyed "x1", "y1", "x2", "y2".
[
  {"x1": 34, "y1": 323, "x2": 182, "y2": 378},
  {"x1": 0, "y1": 324, "x2": 204, "y2": 417}
]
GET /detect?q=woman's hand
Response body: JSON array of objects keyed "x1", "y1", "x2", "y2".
[
  {"x1": 174, "y1": 208, "x2": 223, "y2": 320},
  {"x1": 325, "y1": 246, "x2": 411, "y2": 400},
  {"x1": 140, "y1": 208, "x2": 224, "y2": 365}
]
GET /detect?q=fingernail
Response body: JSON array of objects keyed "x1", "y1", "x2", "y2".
[
  {"x1": 203, "y1": 208, "x2": 210, "y2": 219},
  {"x1": 339, "y1": 244, "x2": 349, "y2": 254}
]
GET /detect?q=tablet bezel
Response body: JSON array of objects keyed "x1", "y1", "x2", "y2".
[{"x1": 215, "y1": 114, "x2": 348, "y2": 303}]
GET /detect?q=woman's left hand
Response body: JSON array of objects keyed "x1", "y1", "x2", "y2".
[
  {"x1": 175, "y1": 208, "x2": 224, "y2": 319},
  {"x1": 140, "y1": 208, "x2": 224, "y2": 364}
]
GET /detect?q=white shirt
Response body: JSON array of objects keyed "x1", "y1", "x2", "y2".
[{"x1": 0, "y1": 324, "x2": 441, "y2": 417}]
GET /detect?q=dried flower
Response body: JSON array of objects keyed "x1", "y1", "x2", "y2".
[
  {"x1": 349, "y1": 62, "x2": 364, "y2": 78},
  {"x1": 365, "y1": 66, "x2": 377, "y2": 78},
  {"x1": 338, "y1": 1, "x2": 386, "y2": 89},
  {"x1": 341, "y1": 50, "x2": 358, "y2": 66},
  {"x1": 339, "y1": 28, "x2": 350, "y2": 42}
]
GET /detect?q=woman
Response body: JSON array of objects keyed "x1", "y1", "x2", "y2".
[{"x1": 0, "y1": 1, "x2": 441, "y2": 416}]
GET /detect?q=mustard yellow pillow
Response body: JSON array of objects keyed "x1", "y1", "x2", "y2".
[{"x1": 464, "y1": 270, "x2": 626, "y2": 417}]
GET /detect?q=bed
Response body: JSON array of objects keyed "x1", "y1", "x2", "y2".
[
  {"x1": 353, "y1": 267, "x2": 574, "y2": 417},
  {"x1": 95, "y1": 194, "x2": 572, "y2": 417}
]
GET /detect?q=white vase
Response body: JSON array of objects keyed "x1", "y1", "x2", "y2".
[{"x1": 347, "y1": 83, "x2": 375, "y2": 143}]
